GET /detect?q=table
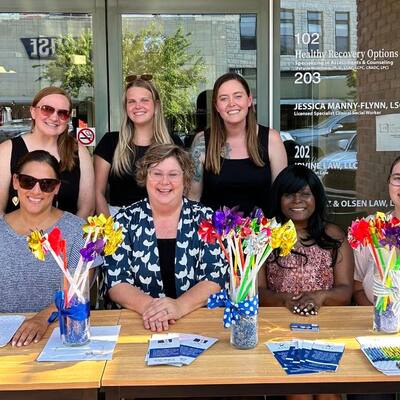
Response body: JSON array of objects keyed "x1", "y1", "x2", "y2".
[
  {"x1": 102, "y1": 306, "x2": 400, "y2": 400},
  {"x1": 0, "y1": 310, "x2": 121, "y2": 400}
]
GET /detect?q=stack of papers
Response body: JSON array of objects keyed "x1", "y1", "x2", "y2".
[
  {"x1": 357, "y1": 336, "x2": 400, "y2": 376},
  {"x1": 266, "y1": 339, "x2": 345, "y2": 375},
  {"x1": 37, "y1": 325, "x2": 121, "y2": 362},
  {"x1": 145, "y1": 333, "x2": 217, "y2": 366},
  {"x1": 0, "y1": 315, "x2": 26, "y2": 347}
]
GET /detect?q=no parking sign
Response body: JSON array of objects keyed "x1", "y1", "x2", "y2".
[{"x1": 76, "y1": 127, "x2": 96, "y2": 146}]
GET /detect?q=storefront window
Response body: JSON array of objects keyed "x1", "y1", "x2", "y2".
[
  {"x1": 0, "y1": 13, "x2": 93, "y2": 143},
  {"x1": 280, "y1": 0, "x2": 400, "y2": 228},
  {"x1": 121, "y1": 13, "x2": 257, "y2": 138}
]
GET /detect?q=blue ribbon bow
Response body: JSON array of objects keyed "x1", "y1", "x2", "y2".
[
  {"x1": 208, "y1": 289, "x2": 259, "y2": 328},
  {"x1": 48, "y1": 290, "x2": 90, "y2": 335}
]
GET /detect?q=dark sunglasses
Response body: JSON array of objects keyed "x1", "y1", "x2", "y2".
[
  {"x1": 17, "y1": 174, "x2": 60, "y2": 193},
  {"x1": 125, "y1": 74, "x2": 153, "y2": 83},
  {"x1": 34, "y1": 104, "x2": 71, "y2": 121}
]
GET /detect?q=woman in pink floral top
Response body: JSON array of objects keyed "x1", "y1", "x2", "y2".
[{"x1": 259, "y1": 165, "x2": 354, "y2": 317}]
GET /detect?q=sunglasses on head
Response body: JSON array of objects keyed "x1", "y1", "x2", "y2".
[
  {"x1": 125, "y1": 74, "x2": 153, "y2": 83},
  {"x1": 34, "y1": 104, "x2": 71, "y2": 121},
  {"x1": 17, "y1": 174, "x2": 60, "y2": 193}
]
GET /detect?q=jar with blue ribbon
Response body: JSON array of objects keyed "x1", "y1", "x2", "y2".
[
  {"x1": 200, "y1": 207, "x2": 297, "y2": 350},
  {"x1": 208, "y1": 287, "x2": 259, "y2": 350},
  {"x1": 230, "y1": 291, "x2": 259, "y2": 349},
  {"x1": 50, "y1": 270, "x2": 91, "y2": 346},
  {"x1": 28, "y1": 215, "x2": 124, "y2": 346}
]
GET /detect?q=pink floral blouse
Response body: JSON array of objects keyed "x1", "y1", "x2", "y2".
[{"x1": 266, "y1": 244, "x2": 334, "y2": 295}]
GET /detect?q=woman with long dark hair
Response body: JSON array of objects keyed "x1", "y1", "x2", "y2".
[
  {"x1": 260, "y1": 165, "x2": 354, "y2": 400},
  {"x1": 260, "y1": 164, "x2": 353, "y2": 315},
  {"x1": 189, "y1": 72, "x2": 287, "y2": 216}
]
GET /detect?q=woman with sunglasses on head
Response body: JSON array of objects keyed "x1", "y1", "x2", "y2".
[
  {"x1": 0, "y1": 86, "x2": 94, "y2": 219},
  {"x1": 0, "y1": 150, "x2": 95, "y2": 347},
  {"x1": 189, "y1": 72, "x2": 287, "y2": 216},
  {"x1": 103, "y1": 143, "x2": 227, "y2": 332},
  {"x1": 94, "y1": 75, "x2": 182, "y2": 217}
]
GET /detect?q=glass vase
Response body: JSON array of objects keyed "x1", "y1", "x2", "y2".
[
  {"x1": 230, "y1": 312, "x2": 258, "y2": 349},
  {"x1": 373, "y1": 296, "x2": 400, "y2": 333},
  {"x1": 373, "y1": 270, "x2": 400, "y2": 333},
  {"x1": 229, "y1": 284, "x2": 259, "y2": 349},
  {"x1": 61, "y1": 271, "x2": 91, "y2": 346}
]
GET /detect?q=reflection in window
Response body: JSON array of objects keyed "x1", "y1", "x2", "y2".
[
  {"x1": 0, "y1": 13, "x2": 93, "y2": 143},
  {"x1": 240, "y1": 14, "x2": 256, "y2": 50},
  {"x1": 229, "y1": 67, "x2": 257, "y2": 103},
  {"x1": 335, "y1": 12, "x2": 350, "y2": 52},
  {"x1": 122, "y1": 14, "x2": 257, "y2": 135},
  {"x1": 307, "y1": 11, "x2": 322, "y2": 52},
  {"x1": 280, "y1": 9, "x2": 294, "y2": 55}
]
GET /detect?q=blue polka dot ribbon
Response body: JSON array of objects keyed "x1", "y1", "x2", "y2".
[
  {"x1": 48, "y1": 290, "x2": 90, "y2": 335},
  {"x1": 208, "y1": 289, "x2": 259, "y2": 328}
]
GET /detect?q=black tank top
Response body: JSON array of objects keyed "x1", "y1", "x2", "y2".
[
  {"x1": 6, "y1": 136, "x2": 80, "y2": 214},
  {"x1": 157, "y1": 238, "x2": 177, "y2": 299},
  {"x1": 201, "y1": 125, "x2": 271, "y2": 216}
]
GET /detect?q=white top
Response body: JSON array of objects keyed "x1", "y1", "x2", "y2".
[{"x1": 354, "y1": 246, "x2": 375, "y2": 303}]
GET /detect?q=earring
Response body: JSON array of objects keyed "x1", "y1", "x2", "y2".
[{"x1": 12, "y1": 196, "x2": 19, "y2": 207}]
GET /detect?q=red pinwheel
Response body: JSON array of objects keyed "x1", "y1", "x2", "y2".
[
  {"x1": 48, "y1": 227, "x2": 63, "y2": 255},
  {"x1": 198, "y1": 220, "x2": 218, "y2": 244},
  {"x1": 348, "y1": 219, "x2": 371, "y2": 249}
]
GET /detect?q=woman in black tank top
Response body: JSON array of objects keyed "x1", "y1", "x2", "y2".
[
  {"x1": 0, "y1": 86, "x2": 95, "y2": 218},
  {"x1": 188, "y1": 72, "x2": 287, "y2": 217}
]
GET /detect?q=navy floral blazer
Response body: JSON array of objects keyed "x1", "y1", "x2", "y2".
[{"x1": 103, "y1": 197, "x2": 228, "y2": 298}]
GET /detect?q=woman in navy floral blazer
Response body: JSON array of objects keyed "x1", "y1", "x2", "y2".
[{"x1": 103, "y1": 144, "x2": 228, "y2": 332}]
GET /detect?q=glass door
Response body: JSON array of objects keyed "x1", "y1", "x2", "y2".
[{"x1": 107, "y1": 0, "x2": 270, "y2": 141}]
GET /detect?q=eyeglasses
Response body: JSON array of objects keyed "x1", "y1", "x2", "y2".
[
  {"x1": 34, "y1": 105, "x2": 71, "y2": 121},
  {"x1": 17, "y1": 174, "x2": 60, "y2": 193},
  {"x1": 125, "y1": 74, "x2": 153, "y2": 83},
  {"x1": 148, "y1": 169, "x2": 183, "y2": 183},
  {"x1": 389, "y1": 174, "x2": 400, "y2": 187}
]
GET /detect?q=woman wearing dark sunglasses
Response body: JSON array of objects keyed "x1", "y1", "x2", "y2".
[
  {"x1": 0, "y1": 86, "x2": 95, "y2": 219},
  {"x1": 0, "y1": 150, "x2": 93, "y2": 346},
  {"x1": 94, "y1": 75, "x2": 182, "y2": 217}
]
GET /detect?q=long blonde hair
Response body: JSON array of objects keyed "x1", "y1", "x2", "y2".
[
  {"x1": 205, "y1": 72, "x2": 263, "y2": 174},
  {"x1": 31, "y1": 86, "x2": 77, "y2": 172},
  {"x1": 112, "y1": 79, "x2": 172, "y2": 177}
]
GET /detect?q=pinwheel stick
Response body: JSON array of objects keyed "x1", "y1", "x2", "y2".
[
  {"x1": 42, "y1": 241, "x2": 85, "y2": 302},
  {"x1": 67, "y1": 227, "x2": 97, "y2": 300}
]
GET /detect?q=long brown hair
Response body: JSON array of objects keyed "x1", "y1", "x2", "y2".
[
  {"x1": 112, "y1": 79, "x2": 172, "y2": 177},
  {"x1": 31, "y1": 86, "x2": 77, "y2": 172},
  {"x1": 205, "y1": 72, "x2": 263, "y2": 174}
]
